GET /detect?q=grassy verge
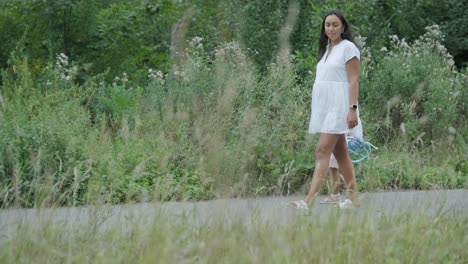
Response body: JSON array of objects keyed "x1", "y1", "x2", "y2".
[{"x1": 1, "y1": 209, "x2": 466, "y2": 263}]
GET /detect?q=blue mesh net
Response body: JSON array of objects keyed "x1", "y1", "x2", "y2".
[{"x1": 346, "y1": 135, "x2": 378, "y2": 164}]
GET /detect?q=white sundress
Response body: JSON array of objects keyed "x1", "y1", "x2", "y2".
[{"x1": 308, "y1": 39, "x2": 361, "y2": 135}]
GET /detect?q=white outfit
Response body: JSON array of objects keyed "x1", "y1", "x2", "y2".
[
  {"x1": 308, "y1": 39, "x2": 360, "y2": 134},
  {"x1": 306, "y1": 39, "x2": 361, "y2": 168}
]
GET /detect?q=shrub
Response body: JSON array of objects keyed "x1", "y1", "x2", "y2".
[{"x1": 361, "y1": 26, "x2": 465, "y2": 146}]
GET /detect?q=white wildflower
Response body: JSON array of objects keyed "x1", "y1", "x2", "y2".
[
  {"x1": 148, "y1": 68, "x2": 165, "y2": 84},
  {"x1": 122, "y1": 72, "x2": 128, "y2": 83}
]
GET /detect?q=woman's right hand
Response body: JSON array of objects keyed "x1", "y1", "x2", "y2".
[{"x1": 347, "y1": 110, "x2": 358, "y2": 129}]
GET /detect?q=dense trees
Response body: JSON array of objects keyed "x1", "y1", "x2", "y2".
[{"x1": 1, "y1": 0, "x2": 466, "y2": 79}]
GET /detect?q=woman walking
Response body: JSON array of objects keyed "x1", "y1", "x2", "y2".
[{"x1": 289, "y1": 10, "x2": 361, "y2": 210}]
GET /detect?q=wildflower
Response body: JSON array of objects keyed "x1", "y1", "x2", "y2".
[
  {"x1": 57, "y1": 53, "x2": 69, "y2": 66},
  {"x1": 389, "y1": 35, "x2": 399, "y2": 43},
  {"x1": 189, "y1": 37, "x2": 203, "y2": 50},
  {"x1": 122, "y1": 72, "x2": 128, "y2": 83},
  {"x1": 148, "y1": 68, "x2": 165, "y2": 84},
  {"x1": 354, "y1": 36, "x2": 367, "y2": 48}
]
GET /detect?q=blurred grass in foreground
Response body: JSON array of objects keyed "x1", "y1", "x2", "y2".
[{"x1": 1, "y1": 209, "x2": 466, "y2": 263}]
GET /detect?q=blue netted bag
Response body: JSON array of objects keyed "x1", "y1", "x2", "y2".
[{"x1": 346, "y1": 135, "x2": 378, "y2": 164}]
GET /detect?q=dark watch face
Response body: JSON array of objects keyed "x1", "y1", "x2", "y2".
[{"x1": 352, "y1": 104, "x2": 358, "y2": 109}]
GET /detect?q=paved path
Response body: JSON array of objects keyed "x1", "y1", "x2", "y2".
[{"x1": 0, "y1": 189, "x2": 467, "y2": 240}]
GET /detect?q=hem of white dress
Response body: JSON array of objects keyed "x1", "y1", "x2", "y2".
[{"x1": 308, "y1": 130, "x2": 349, "y2": 135}]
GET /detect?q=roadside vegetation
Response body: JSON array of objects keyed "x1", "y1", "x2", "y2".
[
  {"x1": 0, "y1": 0, "x2": 466, "y2": 208},
  {"x1": 1, "y1": 209, "x2": 467, "y2": 263}
]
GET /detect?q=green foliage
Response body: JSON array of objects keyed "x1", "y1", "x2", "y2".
[
  {"x1": 233, "y1": 0, "x2": 289, "y2": 67},
  {"x1": 86, "y1": 0, "x2": 180, "y2": 79},
  {"x1": 440, "y1": 0, "x2": 468, "y2": 66},
  {"x1": 187, "y1": 0, "x2": 234, "y2": 53},
  {"x1": 95, "y1": 83, "x2": 137, "y2": 127},
  {"x1": 0, "y1": 0, "x2": 100, "y2": 64},
  {"x1": 0, "y1": 56, "x2": 91, "y2": 207},
  {"x1": 0, "y1": 0, "x2": 183, "y2": 84},
  {"x1": 361, "y1": 26, "x2": 464, "y2": 145},
  {"x1": 348, "y1": 0, "x2": 468, "y2": 67},
  {"x1": 356, "y1": 147, "x2": 467, "y2": 191},
  {"x1": 1, "y1": 0, "x2": 467, "y2": 83}
]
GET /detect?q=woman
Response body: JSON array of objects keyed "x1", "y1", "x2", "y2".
[{"x1": 289, "y1": 10, "x2": 361, "y2": 209}]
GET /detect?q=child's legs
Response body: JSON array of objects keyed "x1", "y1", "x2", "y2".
[
  {"x1": 329, "y1": 168, "x2": 341, "y2": 195},
  {"x1": 328, "y1": 154, "x2": 341, "y2": 195}
]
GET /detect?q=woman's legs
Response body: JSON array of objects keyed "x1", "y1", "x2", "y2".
[
  {"x1": 318, "y1": 168, "x2": 342, "y2": 204},
  {"x1": 304, "y1": 133, "x2": 340, "y2": 205},
  {"x1": 332, "y1": 134, "x2": 358, "y2": 204}
]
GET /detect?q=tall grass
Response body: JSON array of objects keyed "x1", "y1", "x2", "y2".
[
  {"x1": 1, "y1": 209, "x2": 466, "y2": 263},
  {"x1": 0, "y1": 41, "x2": 316, "y2": 207}
]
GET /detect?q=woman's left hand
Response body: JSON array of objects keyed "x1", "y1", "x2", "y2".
[{"x1": 347, "y1": 110, "x2": 358, "y2": 129}]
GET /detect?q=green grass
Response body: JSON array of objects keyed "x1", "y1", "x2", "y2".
[
  {"x1": 1, "y1": 209, "x2": 466, "y2": 263},
  {"x1": 355, "y1": 147, "x2": 468, "y2": 192}
]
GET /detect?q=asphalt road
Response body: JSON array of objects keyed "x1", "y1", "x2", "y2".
[{"x1": 1, "y1": 189, "x2": 467, "y2": 240}]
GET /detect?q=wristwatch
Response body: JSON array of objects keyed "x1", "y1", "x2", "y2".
[{"x1": 350, "y1": 104, "x2": 358, "y2": 110}]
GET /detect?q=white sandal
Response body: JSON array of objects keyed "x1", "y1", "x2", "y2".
[
  {"x1": 288, "y1": 200, "x2": 309, "y2": 210},
  {"x1": 338, "y1": 198, "x2": 353, "y2": 209}
]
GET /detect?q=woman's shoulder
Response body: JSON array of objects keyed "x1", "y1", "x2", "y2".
[
  {"x1": 342, "y1": 39, "x2": 360, "y2": 61},
  {"x1": 342, "y1": 39, "x2": 359, "y2": 50}
]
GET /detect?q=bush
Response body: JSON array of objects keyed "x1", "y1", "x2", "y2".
[
  {"x1": 0, "y1": 56, "x2": 91, "y2": 207},
  {"x1": 356, "y1": 147, "x2": 466, "y2": 191},
  {"x1": 361, "y1": 26, "x2": 465, "y2": 146}
]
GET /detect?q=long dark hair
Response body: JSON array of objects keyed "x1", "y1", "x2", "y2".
[{"x1": 317, "y1": 10, "x2": 354, "y2": 61}]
